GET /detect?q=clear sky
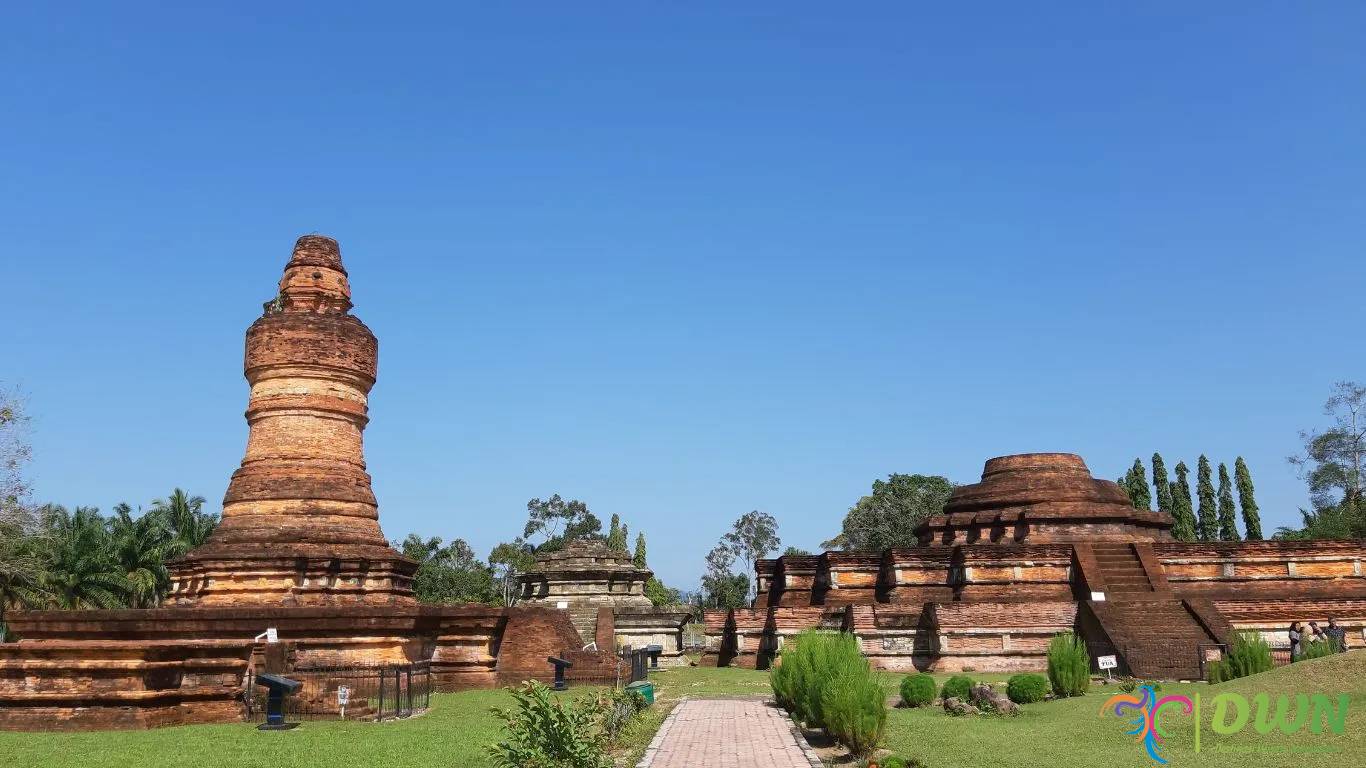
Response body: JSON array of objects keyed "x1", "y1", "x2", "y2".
[{"x1": 2, "y1": 2, "x2": 1363, "y2": 590}]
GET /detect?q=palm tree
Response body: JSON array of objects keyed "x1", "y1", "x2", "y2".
[
  {"x1": 150, "y1": 489, "x2": 218, "y2": 551},
  {"x1": 108, "y1": 503, "x2": 177, "y2": 608},
  {"x1": 37, "y1": 505, "x2": 128, "y2": 610}
]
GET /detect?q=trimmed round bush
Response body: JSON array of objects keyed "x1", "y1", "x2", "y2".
[
  {"x1": 940, "y1": 674, "x2": 973, "y2": 702},
  {"x1": 878, "y1": 757, "x2": 910, "y2": 768},
  {"x1": 1006, "y1": 673, "x2": 1048, "y2": 704},
  {"x1": 898, "y1": 673, "x2": 936, "y2": 707}
]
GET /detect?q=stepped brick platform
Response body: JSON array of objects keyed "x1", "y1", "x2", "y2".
[
  {"x1": 0, "y1": 236, "x2": 617, "y2": 731},
  {"x1": 706, "y1": 453, "x2": 1366, "y2": 679},
  {"x1": 516, "y1": 541, "x2": 691, "y2": 666}
]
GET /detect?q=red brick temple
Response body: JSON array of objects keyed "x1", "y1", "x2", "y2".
[
  {"x1": 704, "y1": 453, "x2": 1366, "y2": 680},
  {"x1": 0, "y1": 236, "x2": 608, "y2": 731}
]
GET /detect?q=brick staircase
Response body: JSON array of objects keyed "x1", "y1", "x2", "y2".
[
  {"x1": 1089, "y1": 543, "x2": 1156, "y2": 594},
  {"x1": 1082, "y1": 543, "x2": 1219, "y2": 680}
]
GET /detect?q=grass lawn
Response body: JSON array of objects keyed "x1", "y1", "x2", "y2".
[
  {"x1": 878, "y1": 653, "x2": 1366, "y2": 768},
  {"x1": 3, "y1": 654, "x2": 1362, "y2": 767},
  {"x1": 0, "y1": 663, "x2": 767, "y2": 768}
]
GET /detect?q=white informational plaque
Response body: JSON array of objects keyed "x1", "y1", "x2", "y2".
[{"x1": 1097, "y1": 655, "x2": 1118, "y2": 670}]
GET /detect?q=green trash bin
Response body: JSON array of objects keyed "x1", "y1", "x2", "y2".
[{"x1": 626, "y1": 680, "x2": 654, "y2": 706}]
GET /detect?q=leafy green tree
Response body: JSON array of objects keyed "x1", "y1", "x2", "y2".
[
  {"x1": 1151, "y1": 454, "x2": 1173, "y2": 515},
  {"x1": 108, "y1": 503, "x2": 177, "y2": 607},
  {"x1": 644, "y1": 577, "x2": 682, "y2": 607},
  {"x1": 399, "y1": 534, "x2": 496, "y2": 604},
  {"x1": 782, "y1": 546, "x2": 814, "y2": 556},
  {"x1": 1196, "y1": 456, "x2": 1217, "y2": 541},
  {"x1": 1273, "y1": 501, "x2": 1366, "y2": 540},
  {"x1": 1289, "y1": 381, "x2": 1366, "y2": 509},
  {"x1": 1123, "y1": 459, "x2": 1152, "y2": 510},
  {"x1": 1171, "y1": 462, "x2": 1197, "y2": 542},
  {"x1": 1, "y1": 389, "x2": 41, "y2": 637},
  {"x1": 633, "y1": 532, "x2": 647, "y2": 569},
  {"x1": 723, "y1": 511, "x2": 780, "y2": 599},
  {"x1": 489, "y1": 539, "x2": 537, "y2": 606},
  {"x1": 1216, "y1": 463, "x2": 1240, "y2": 541},
  {"x1": 830, "y1": 474, "x2": 955, "y2": 551},
  {"x1": 37, "y1": 505, "x2": 127, "y2": 610},
  {"x1": 522, "y1": 495, "x2": 602, "y2": 552},
  {"x1": 700, "y1": 544, "x2": 749, "y2": 609},
  {"x1": 1234, "y1": 457, "x2": 1263, "y2": 540},
  {"x1": 149, "y1": 489, "x2": 217, "y2": 551}
]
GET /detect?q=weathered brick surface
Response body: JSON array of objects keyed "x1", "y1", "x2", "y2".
[
  {"x1": 168, "y1": 235, "x2": 416, "y2": 606},
  {"x1": 706, "y1": 454, "x2": 1366, "y2": 679}
]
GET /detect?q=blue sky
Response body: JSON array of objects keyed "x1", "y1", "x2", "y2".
[{"x1": 2, "y1": 2, "x2": 1363, "y2": 590}]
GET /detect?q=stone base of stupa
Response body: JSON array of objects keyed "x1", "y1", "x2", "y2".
[{"x1": 0, "y1": 604, "x2": 587, "y2": 731}]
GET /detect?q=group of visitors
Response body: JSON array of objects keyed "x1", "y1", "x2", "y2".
[{"x1": 1287, "y1": 618, "x2": 1348, "y2": 660}]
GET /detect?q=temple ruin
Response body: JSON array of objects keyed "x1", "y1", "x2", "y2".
[
  {"x1": 704, "y1": 453, "x2": 1366, "y2": 680},
  {"x1": 517, "y1": 541, "x2": 691, "y2": 666},
  {"x1": 0, "y1": 236, "x2": 607, "y2": 731}
]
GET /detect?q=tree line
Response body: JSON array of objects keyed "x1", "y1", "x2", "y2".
[
  {"x1": 0, "y1": 491, "x2": 219, "y2": 637},
  {"x1": 401, "y1": 494, "x2": 684, "y2": 608},
  {"x1": 1117, "y1": 454, "x2": 1263, "y2": 541}
]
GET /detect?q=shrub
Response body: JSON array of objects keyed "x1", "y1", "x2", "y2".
[
  {"x1": 1218, "y1": 631, "x2": 1273, "y2": 681},
  {"x1": 768, "y1": 629, "x2": 867, "y2": 729},
  {"x1": 1206, "y1": 659, "x2": 1226, "y2": 684},
  {"x1": 940, "y1": 675, "x2": 973, "y2": 702},
  {"x1": 1006, "y1": 673, "x2": 1048, "y2": 704},
  {"x1": 876, "y1": 756, "x2": 926, "y2": 768},
  {"x1": 1046, "y1": 632, "x2": 1091, "y2": 698},
  {"x1": 1299, "y1": 639, "x2": 1336, "y2": 662},
  {"x1": 595, "y1": 688, "x2": 648, "y2": 743},
  {"x1": 487, "y1": 681, "x2": 610, "y2": 768},
  {"x1": 898, "y1": 673, "x2": 936, "y2": 707},
  {"x1": 820, "y1": 662, "x2": 887, "y2": 757}
]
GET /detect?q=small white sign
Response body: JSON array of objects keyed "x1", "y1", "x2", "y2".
[
  {"x1": 265, "y1": 628, "x2": 279, "y2": 644},
  {"x1": 1097, "y1": 655, "x2": 1118, "y2": 670},
  {"x1": 337, "y1": 686, "x2": 350, "y2": 706},
  {"x1": 1090, "y1": 592, "x2": 1106, "y2": 602},
  {"x1": 556, "y1": 601, "x2": 569, "y2": 610}
]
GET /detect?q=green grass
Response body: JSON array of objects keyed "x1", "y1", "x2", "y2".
[
  {"x1": 0, "y1": 664, "x2": 770, "y2": 768},
  {"x1": 6, "y1": 655, "x2": 1363, "y2": 767},
  {"x1": 878, "y1": 653, "x2": 1366, "y2": 768}
]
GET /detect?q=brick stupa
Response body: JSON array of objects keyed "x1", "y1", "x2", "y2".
[
  {"x1": 706, "y1": 453, "x2": 1366, "y2": 681},
  {"x1": 0, "y1": 236, "x2": 603, "y2": 731},
  {"x1": 168, "y1": 236, "x2": 416, "y2": 606}
]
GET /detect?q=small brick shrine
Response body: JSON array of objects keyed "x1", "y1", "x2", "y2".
[
  {"x1": 517, "y1": 541, "x2": 691, "y2": 666},
  {"x1": 0, "y1": 236, "x2": 612, "y2": 731},
  {"x1": 704, "y1": 453, "x2": 1366, "y2": 680}
]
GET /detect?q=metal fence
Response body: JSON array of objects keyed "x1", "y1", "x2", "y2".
[
  {"x1": 553, "y1": 647, "x2": 652, "y2": 690},
  {"x1": 245, "y1": 662, "x2": 432, "y2": 723}
]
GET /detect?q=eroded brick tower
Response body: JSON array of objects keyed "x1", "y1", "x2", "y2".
[{"x1": 168, "y1": 235, "x2": 416, "y2": 606}]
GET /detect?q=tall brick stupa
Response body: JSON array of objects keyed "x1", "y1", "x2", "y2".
[
  {"x1": 168, "y1": 235, "x2": 416, "y2": 606},
  {"x1": 0, "y1": 235, "x2": 599, "y2": 732}
]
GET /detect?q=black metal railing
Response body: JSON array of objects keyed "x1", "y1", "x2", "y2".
[{"x1": 244, "y1": 662, "x2": 431, "y2": 723}]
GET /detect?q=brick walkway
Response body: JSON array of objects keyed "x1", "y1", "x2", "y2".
[{"x1": 636, "y1": 698, "x2": 822, "y2": 768}]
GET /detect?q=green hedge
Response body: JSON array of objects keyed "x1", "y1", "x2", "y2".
[
  {"x1": 1209, "y1": 631, "x2": 1273, "y2": 683},
  {"x1": 1006, "y1": 673, "x2": 1049, "y2": 704},
  {"x1": 898, "y1": 673, "x2": 936, "y2": 707},
  {"x1": 940, "y1": 675, "x2": 974, "y2": 701}
]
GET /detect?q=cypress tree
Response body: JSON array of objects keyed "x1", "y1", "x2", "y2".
[
  {"x1": 1234, "y1": 457, "x2": 1263, "y2": 540},
  {"x1": 634, "y1": 532, "x2": 648, "y2": 568},
  {"x1": 1171, "y1": 463, "x2": 1197, "y2": 542},
  {"x1": 1152, "y1": 453, "x2": 1173, "y2": 515},
  {"x1": 1126, "y1": 458, "x2": 1152, "y2": 510},
  {"x1": 1196, "y1": 455, "x2": 1217, "y2": 541},
  {"x1": 1217, "y1": 463, "x2": 1240, "y2": 541},
  {"x1": 607, "y1": 514, "x2": 628, "y2": 553}
]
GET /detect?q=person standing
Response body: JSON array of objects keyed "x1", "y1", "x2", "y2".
[
  {"x1": 1289, "y1": 622, "x2": 1304, "y2": 662},
  {"x1": 1326, "y1": 618, "x2": 1348, "y2": 653}
]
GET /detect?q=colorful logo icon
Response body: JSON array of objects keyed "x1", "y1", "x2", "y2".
[{"x1": 1100, "y1": 686, "x2": 1194, "y2": 764}]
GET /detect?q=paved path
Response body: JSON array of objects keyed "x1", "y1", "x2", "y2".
[{"x1": 636, "y1": 698, "x2": 822, "y2": 768}]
